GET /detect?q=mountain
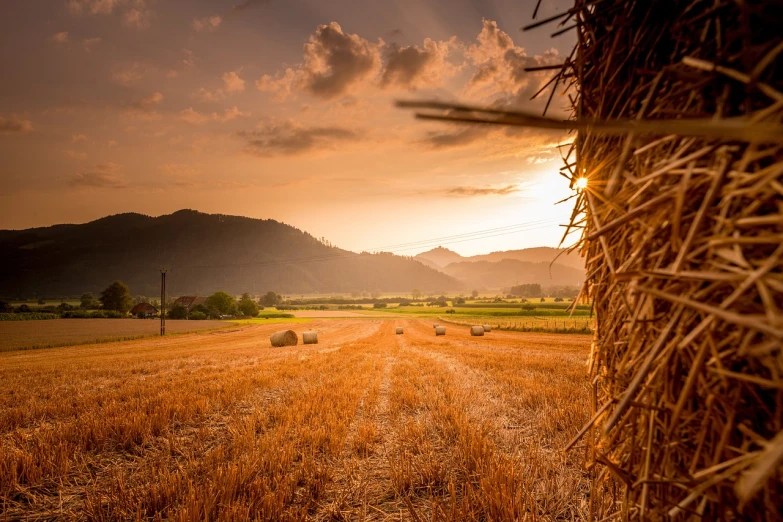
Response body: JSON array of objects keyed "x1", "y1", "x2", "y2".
[
  {"x1": 442, "y1": 259, "x2": 584, "y2": 289},
  {"x1": 0, "y1": 210, "x2": 461, "y2": 297},
  {"x1": 416, "y1": 246, "x2": 584, "y2": 271},
  {"x1": 413, "y1": 247, "x2": 463, "y2": 269}
]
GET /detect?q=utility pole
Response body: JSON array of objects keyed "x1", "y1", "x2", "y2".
[{"x1": 160, "y1": 268, "x2": 168, "y2": 336}]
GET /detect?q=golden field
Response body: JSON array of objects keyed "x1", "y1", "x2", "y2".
[{"x1": 0, "y1": 319, "x2": 591, "y2": 520}]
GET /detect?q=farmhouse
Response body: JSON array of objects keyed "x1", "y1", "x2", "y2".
[
  {"x1": 172, "y1": 296, "x2": 207, "y2": 311},
  {"x1": 130, "y1": 302, "x2": 158, "y2": 318}
]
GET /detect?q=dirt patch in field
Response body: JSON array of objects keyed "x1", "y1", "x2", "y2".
[{"x1": 0, "y1": 318, "x2": 231, "y2": 352}]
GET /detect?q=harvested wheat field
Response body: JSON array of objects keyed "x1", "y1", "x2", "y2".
[
  {"x1": 0, "y1": 319, "x2": 230, "y2": 352},
  {"x1": 0, "y1": 319, "x2": 591, "y2": 520}
]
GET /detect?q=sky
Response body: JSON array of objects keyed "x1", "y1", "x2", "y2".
[{"x1": 0, "y1": 0, "x2": 579, "y2": 256}]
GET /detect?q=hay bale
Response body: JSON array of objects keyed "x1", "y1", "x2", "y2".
[
  {"x1": 435, "y1": 326, "x2": 446, "y2": 336},
  {"x1": 470, "y1": 326, "x2": 484, "y2": 336},
  {"x1": 395, "y1": 327, "x2": 403, "y2": 334},
  {"x1": 270, "y1": 330, "x2": 297, "y2": 347},
  {"x1": 302, "y1": 331, "x2": 318, "y2": 345},
  {"x1": 433, "y1": 324, "x2": 438, "y2": 328},
  {"x1": 482, "y1": 324, "x2": 491, "y2": 332}
]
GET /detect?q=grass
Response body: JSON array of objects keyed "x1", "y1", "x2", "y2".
[{"x1": 0, "y1": 319, "x2": 591, "y2": 520}]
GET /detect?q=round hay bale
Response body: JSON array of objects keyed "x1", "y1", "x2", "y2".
[
  {"x1": 395, "y1": 327, "x2": 403, "y2": 334},
  {"x1": 270, "y1": 330, "x2": 298, "y2": 347},
  {"x1": 302, "y1": 331, "x2": 318, "y2": 345},
  {"x1": 470, "y1": 326, "x2": 485, "y2": 336},
  {"x1": 435, "y1": 326, "x2": 446, "y2": 336},
  {"x1": 482, "y1": 324, "x2": 492, "y2": 332}
]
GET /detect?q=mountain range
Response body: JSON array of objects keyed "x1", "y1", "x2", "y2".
[
  {"x1": 0, "y1": 210, "x2": 585, "y2": 298},
  {"x1": 0, "y1": 210, "x2": 460, "y2": 297},
  {"x1": 414, "y1": 246, "x2": 584, "y2": 289}
]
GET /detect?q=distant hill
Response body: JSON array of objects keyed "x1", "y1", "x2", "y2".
[
  {"x1": 442, "y1": 259, "x2": 584, "y2": 289},
  {"x1": 416, "y1": 246, "x2": 584, "y2": 271},
  {"x1": 0, "y1": 210, "x2": 461, "y2": 297}
]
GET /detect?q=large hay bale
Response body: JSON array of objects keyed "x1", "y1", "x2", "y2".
[
  {"x1": 482, "y1": 324, "x2": 491, "y2": 332},
  {"x1": 470, "y1": 326, "x2": 484, "y2": 336},
  {"x1": 270, "y1": 330, "x2": 297, "y2": 347},
  {"x1": 434, "y1": 326, "x2": 446, "y2": 336},
  {"x1": 551, "y1": 2, "x2": 783, "y2": 519},
  {"x1": 302, "y1": 331, "x2": 318, "y2": 345},
  {"x1": 395, "y1": 327, "x2": 403, "y2": 334}
]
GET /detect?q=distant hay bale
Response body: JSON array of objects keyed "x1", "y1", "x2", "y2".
[
  {"x1": 470, "y1": 326, "x2": 484, "y2": 336},
  {"x1": 435, "y1": 326, "x2": 446, "y2": 336},
  {"x1": 482, "y1": 324, "x2": 491, "y2": 332},
  {"x1": 270, "y1": 330, "x2": 297, "y2": 347},
  {"x1": 302, "y1": 331, "x2": 318, "y2": 345},
  {"x1": 433, "y1": 324, "x2": 438, "y2": 328},
  {"x1": 395, "y1": 327, "x2": 403, "y2": 334}
]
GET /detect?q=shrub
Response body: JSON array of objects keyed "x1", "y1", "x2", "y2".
[
  {"x1": 16, "y1": 304, "x2": 32, "y2": 313},
  {"x1": 189, "y1": 311, "x2": 207, "y2": 320},
  {"x1": 445, "y1": 309, "x2": 456, "y2": 314},
  {"x1": 0, "y1": 312, "x2": 59, "y2": 321},
  {"x1": 554, "y1": 297, "x2": 565, "y2": 302},
  {"x1": 168, "y1": 304, "x2": 188, "y2": 320},
  {"x1": 373, "y1": 302, "x2": 387, "y2": 309}
]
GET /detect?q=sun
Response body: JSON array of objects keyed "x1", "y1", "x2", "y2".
[{"x1": 575, "y1": 177, "x2": 588, "y2": 190}]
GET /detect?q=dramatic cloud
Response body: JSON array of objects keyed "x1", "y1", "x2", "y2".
[
  {"x1": 446, "y1": 184, "x2": 520, "y2": 196},
  {"x1": 66, "y1": 0, "x2": 122, "y2": 15},
  {"x1": 381, "y1": 37, "x2": 460, "y2": 89},
  {"x1": 82, "y1": 37, "x2": 101, "y2": 51},
  {"x1": 223, "y1": 71, "x2": 245, "y2": 93},
  {"x1": 51, "y1": 32, "x2": 69, "y2": 44},
  {"x1": 0, "y1": 116, "x2": 33, "y2": 134},
  {"x1": 68, "y1": 163, "x2": 127, "y2": 188},
  {"x1": 238, "y1": 120, "x2": 361, "y2": 156},
  {"x1": 180, "y1": 106, "x2": 250, "y2": 125},
  {"x1": 422, "y1": 126, "x2": 490, "y2": 149},
  {"x1": 71, "y1": 133, "x2": 89, "y2": 143},
  {"x1": 192, "y1": 15, "x2": 221, "y2": 32},
  {"x1": 257, "y1": 22, "x2": 383, "y2": 100},
  {"x1": 123, "y1": 7, "x2": 152, "y2": 29},
  {"x1": 124, "y1": 92, "x2": 164, "y2": 119},
  {"x1": 465, "y1": 19, "x2": 561, "y2": 104}
]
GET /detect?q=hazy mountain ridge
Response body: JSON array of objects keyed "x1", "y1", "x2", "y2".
[
  {"x1": 0, "y1": 210, "x2": 461, "y2": 297},
  {"x1": 415, "y1": 246, "x2": 585, "y2": 289}
]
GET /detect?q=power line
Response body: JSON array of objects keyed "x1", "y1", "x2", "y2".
[{"x1": 181, "y1": 218, "x2": 565, "y2": 270}]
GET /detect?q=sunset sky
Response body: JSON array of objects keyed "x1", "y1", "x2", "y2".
[{"x1": 0, "y1": 0, "x2": 578, "y2": 256}]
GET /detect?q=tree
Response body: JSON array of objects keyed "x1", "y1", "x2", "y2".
[
  {"x1": 411, "y1": 289, "x2": 422, "y2": 300},
  {"x1": 100, "y1": 281, "x2": 134, "y2": 315},
  {"x1": 238, "y1": 293, "x2": 259, "y2": 317},
  {"x1": 260, "y1": 291, "x2": 282, "y2": 307},
  {"x1": 0, "y1": 300, "x2": 11, "y2": 313},
  {"x1": 471, "y1": 290, "x2": 479, "y2": 298},
  {"x1": 168, "y1": 304, "x2": 188, "y2": 320},
  {"x1": 206, "y1": 291, "x2": 237, "y2": 315},
  {"x1": 80, "y1": 292, "x2": 99, "y2": 309},
  {"x1": 16, "y1": 304, "x2": 32, "y2": 313},
  {"x1": 373, "y1": 302, "x2": 387, "y2": 309},
  {"x1": 540, "y1": 297, "x2": 545, "y2": 303},
  {"x1": 455, "y1": 297, "x2": 465, "y2": 304},
  {"x1": 37, "y1": 298, "x2": 46, "y2": 305}
]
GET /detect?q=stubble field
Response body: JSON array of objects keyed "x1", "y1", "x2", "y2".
[{"x1": 0, "y1": 319, "x2": 591, "y2": 520}]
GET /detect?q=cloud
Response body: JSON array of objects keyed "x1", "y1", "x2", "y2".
[
  {"x1": 124, "y1": 92, "x2": 163, "y2": 119},
  {"x1": 51, "y1": 32, "x2": 69, "y2": 44},
  {"x1": 67, "y1": 0, "x2": 153, "y2": 29},
  {"x1": 0, "y1": 116, "x2": 33, "y2": 134},
  {"x1": 71, "y1": 133, "x2": 89, "y2": 143},
  {"x1": 446, "y1": 184, "x2": 520, "y2": 196},
  {"x1": 193, "y1": 87, "x2": 225, "y2": 102},
  {"x1": 82, "y1": 37, "x2": 101, "y2": 51},
  {"x1": 108, "y1": 140, "x2": 119, "y2": 147},
  {"x1": 111, "y1": 62, "x2": 147, "y2": 85},
  {"x1": 123, "y1": 6, "x2": 152, "y2": 29},
  {"x1": 64, "y1": 149, "x2": 88, "y2": 160},
  {"x1": 68, "y1": 163, "x2": 127, "y2": 188},
  {"x1": 257, "y1": 22, "x2": 383, "y2": 100},
  {"x1": 381, "y1": 37, "x2": 460, "y2": 89},
  {"x1": 167, "y1": 49, "x2": 195, "y2": 78},
  {"x1": 180, "y1": 106, "x2": 250, "y2": 125},
  {"x1": 422, "y1": 126, "x2": 490, "y2": 149},
  {"x1": 464, "y1": 19, "x2": 561, "y2": 104},
  {"x1": 159, "y1": 163, "x2": 200, "y2": 177},
  {"x1": 238, "y1": 120, "x2": 361, "y2": 156},
  {"x1": 232, "y1": 0, "x2": 271, "y2": 12},
  {"x1": 192, "y1": 15, "x2": 221, "y2": 32},
  {"x1": 223, "y1": 71, "x2": 245, "y2": 93}
]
